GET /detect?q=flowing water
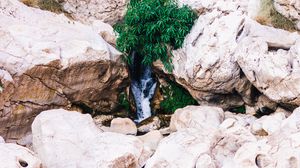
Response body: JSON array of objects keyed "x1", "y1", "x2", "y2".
[{"x1": 129, "y1": 51, "x2": 157, "y2": 123}]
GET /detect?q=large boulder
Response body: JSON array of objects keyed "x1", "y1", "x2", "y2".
[
  {"x1": 61, "y1": 0, "x2": 128, "y2": 25},
  {"x1": 154, "y1": 0, "x2": 255, "y2": 109},
  {"x1": 0, "y1": 0, "x2": 128, "y2": 141},
  {"x1": 170, "y1": 105, "x2": 224, "y2": 132},
  {"x1": 236, "y1": 19, "x2": 300, "y2": 106},
  {"x1": 274, "y1": 0, "x2": 300, "y2": 30},
  {"x1": 32, "y1": 109, "x2": 150, "y2": 168},
  {"x1": 0, "y1": 143, "x2": 41, "y2": 168},
  {"x1": 145, "y1": 128, "x2": 213, "y2": 168}
]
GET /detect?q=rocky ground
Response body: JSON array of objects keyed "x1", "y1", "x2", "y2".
[{"x1": 1, "y1": 0, "x2": 300, "y2": 167}]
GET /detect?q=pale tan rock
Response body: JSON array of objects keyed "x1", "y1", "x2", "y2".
[
  {"x1": 138, "y1": 130, "x2": 163, "y2": 153},
  {"x1": 236, "y1": 19, "x2": 300, "y2": 106},
  {"x1": 137, "y1": 116, "x2": 162, "y2": 133},
  {"x1": 0, "y1": 0, "x2": 128, "y2": 141},
  {"x1": 251, "y1": 112, "x2": 285, "y2": 136},
  {"x1": 0, "y1": 143, "x2": 41, "y2": 168},
  {"x1": 145, "y1": 128, "x2": 213, "y2": 168},
  {"x1": 62, "y1": 0, "x2": 128, "y2": 25},
  {"x1": 110, "y1": 117, "x2": 137, "y2": 135},
  {"x1": 32, "y1": 109, "x2": 149, "y2": 168},
  {"x1": 170, "y1": 105, "x2": 224, "y2": 132}
]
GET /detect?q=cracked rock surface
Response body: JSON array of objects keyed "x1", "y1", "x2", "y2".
[
  {"x1": 61, "y1": 0, "x2": 128, "y2": 25},
  {"x1": 0, "y1": 0, "x2": 128, "y2": 141},
  {"x1": 155, "y1": 0, "x2": 300, "y2": 109}
]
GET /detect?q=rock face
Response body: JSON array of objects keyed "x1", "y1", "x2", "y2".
[
  {"x1": 154, "y1": 0, "x2": 252, "y2": 109},
  {"x1": 61, "y1": 0, "x2": 128, "y2": 25},
  {"x1": 236, "y1": 19, "x2": 300, "y2": 106},
  {"x1": 32, "y1": 109, "x2": 149, "y2": 168},
  {"x1": 0, "y1": 0, "x2": 128, "y2": 141},
  {"x1": 0, "y1": 143, "x2": 41, "y2": 168},
  {"x1": 274, "y1": 0, "x2": 300, "y2": 30},
  {"x1": 155, "y1": 0, "x2": 300, "y2": 110}
]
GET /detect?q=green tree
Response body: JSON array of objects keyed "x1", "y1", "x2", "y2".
[{"x1": 115, "y1": 0, "x2": 197, "y2": 71}]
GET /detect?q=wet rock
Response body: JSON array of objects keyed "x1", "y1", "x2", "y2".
[
  {"x1": 0, "y1": 143, "x2": 41, "y2": 168},
  {"x1": 110, "y1": 117, "x2": 137, "y2": 135},
  {"x1": 137, "y1": 115, "x2": 171, "y2": 134},
  {"x1": 32, "y1": 109, "x2": 149, "y2": 168},
  {"x1": 170, "y1": 105, "x2": 224, "y2": 132},
  {"x1": 0, "y1": 0, "x2": 128, "y2": 141}
]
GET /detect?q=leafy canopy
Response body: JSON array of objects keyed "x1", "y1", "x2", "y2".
[{"x1": 115, "y1": 0, "x2": 197, "y2": 71}]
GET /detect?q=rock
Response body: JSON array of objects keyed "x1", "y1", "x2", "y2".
[
  {"x1": 32, "y1": 109, "x2": 149, "y2": 168},
  {"x1": 145, "y1": 128, "x2": 213, "y2": 168},
  {"x1": 170, "y1": 105, "x2": 224, "y2": 132},
  {"x1": 0, "y1": 143, "x2": 41, "y2": 168},
  {"x1": 233, "y1": 140, "x2": 273, "y2": 168},
  {"x1": 196, "y1": 154, "x2": 216, "y2": 168},
  {"x1": 110, "y1": 117, "x2": 137, "y2": 135},
  {"x1": 0, "y1": 0, "x2": 128, "y2": 141},
  {"x1": 212, "y1": 123, "x2": 257, "y2": 167},
  {"x1": 61, "y1": 0, "x2": 127, "y2": 25},
  {"x1": 93, "y1": 114, "x2": 114, "y2": 128},
  {"x1": 274, "y1": 0, "x2": 300, "y2": 30},
  {"x1": 137, "y1": 115, "x2": 171, "y2": 134},
  {"x1": 236, "y1": 18, "x2": 300, "y2": 106},
  {"x1": 154, "y1": 0, "x2": 257, "y2": 109},
  {"x1": 16, "y1": 133, "x2": 33, "y2": 150},
  {"x1": 138, "y1": 130, "x2": 163, "y2": 153},
  {"x1": 257, "y1": 95, "x2": 278, "y2": 112},
  {"x1": 251, "y1": 112, "x2": 285, "y2": 136},
  {"x1": 138, "y1": 116, "x2": 161, "y2": 133}
]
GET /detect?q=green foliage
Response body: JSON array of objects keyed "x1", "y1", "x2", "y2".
[
  {"x1": 229, "y1": 105, "x2": 246, "y2": 114},
  {"x1": 160, "y1": 80, "x2": 197, "y2": 113},
  {"x1": 115, "y1": 0, "x2": 197, "y2": 71},
  {"x1": 118, "y1": 92, "x2": 130, "y2": 111}
]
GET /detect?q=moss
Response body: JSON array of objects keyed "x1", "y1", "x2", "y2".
[
  {"x1": 118, "y1": 92, "x2": 130, "y2": 112},
  {"x1": 160, "y1": 80, "x2": 198, "y2": 114},
  {"x1": 256, "y1": 0, "x2": 296, "y2": 32}
]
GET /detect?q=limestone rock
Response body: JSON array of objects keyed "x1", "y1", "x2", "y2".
[
  {"x1": 236, "y1": 19, "x2": 300, "y2": 106},
  {"x1": 32, "y1": 109, "x2": 149, "y2": 168},
  {"x1": 170, "y1": 105, "x2": 224, "y2": 132},
  {"x1": 61, "y1": 0, "x2": 128, "y2": 25},
  {"x1": 110, "y1": 117, "x2": 137, "y2": 135},
  {"x1": 145, "y1": 128, "x2": 213, "y2": 168},
  {"x1": 0, "y1": 0, "x2": 128, "y2": 141},
  {"x1": 0, "y1": 143, "x2": 41, "y2": 168},
  {"x1": 154, "y1": 0, "x2": 254, "y2": 109},
  {"x1": 138, "y1": 130, "x2": 163, "y2": 153},
  {"x1": 274, "y1": 0, "x2": 300, "y2": 30},
  {"x1": 251, "y1": 112, "x2": 285, "y2": 136}
]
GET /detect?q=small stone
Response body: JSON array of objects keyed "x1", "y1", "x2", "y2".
[{"x1": 110, "y1": 118, "x2": 137, "y2": 135}]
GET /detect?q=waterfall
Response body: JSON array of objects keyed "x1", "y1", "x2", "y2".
[{"x1": 129, "y1": 51, "x2": 157, "y2": 123}]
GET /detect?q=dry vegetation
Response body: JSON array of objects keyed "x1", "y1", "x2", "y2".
[
  {"x1": 21, "y1": 0, "x2": 68, "y2": 15},
  {"x1": 255, "y1": 0, "x2": 297, "y2": 32}
]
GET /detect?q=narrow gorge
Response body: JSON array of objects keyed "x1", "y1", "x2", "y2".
[{"x1": 1, "y1": 0, "x2": 300, "y2": 167}]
